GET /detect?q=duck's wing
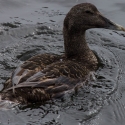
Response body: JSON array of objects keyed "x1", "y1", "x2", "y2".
[
  {"x1": 4, "y1": 61, "x2": 89, "y2": 102},
  {"x1": 4, "y1": 54, "x2": 63, "y2": 89}
]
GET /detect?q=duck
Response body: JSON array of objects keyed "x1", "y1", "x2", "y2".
[{"x1": 0, "y1": 3, "x2": 125, "y2": 104}]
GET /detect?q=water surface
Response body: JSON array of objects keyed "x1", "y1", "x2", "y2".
[{"x1": 0, "y1": 0, "x2": 125, "y2": 125}]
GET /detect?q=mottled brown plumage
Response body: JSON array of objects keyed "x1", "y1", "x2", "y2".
[{"x1": 1, "y1": 3, "x2": 125, "y2": 103}]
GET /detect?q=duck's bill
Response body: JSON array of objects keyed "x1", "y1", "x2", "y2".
[
  {"x1": 113, "y1": 22, "x2": 125, "y2": 32},
  {"x1": 102, "y1": 16, "x2": 125, "y2": 32}
]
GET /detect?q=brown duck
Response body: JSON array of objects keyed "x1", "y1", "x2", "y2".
[{"x1": 1, "y1": 3, "x2": 125, "y2": 103}]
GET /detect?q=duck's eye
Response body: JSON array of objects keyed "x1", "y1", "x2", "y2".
[{"x1": 85, "y1": 10, "x2": 94, "y2": 15}]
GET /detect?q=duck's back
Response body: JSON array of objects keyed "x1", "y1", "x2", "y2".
[{"x1": 1, "y1": 54, "x2": 90, "y2": 103}]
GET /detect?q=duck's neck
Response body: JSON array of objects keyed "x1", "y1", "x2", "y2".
[
  {"x1": 63, "y1": 29, "x2": 98, "y2": 68},
  {"x1": 64, "y1": 32, "x2": 88, "y2": 58}
]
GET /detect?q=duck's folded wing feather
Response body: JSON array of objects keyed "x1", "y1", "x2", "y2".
[
  {"x1": 5, "y1": 76, "x2": 84, "y2": 101},
  {"x1": 4, "y1": 54, "x2": 63, "y2": 89}
]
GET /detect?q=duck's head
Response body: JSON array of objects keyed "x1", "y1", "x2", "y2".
[
  {"x1": 63, "y1": 3, "x2": 125, "y2": 59},
  {"x1": 64, "y1": 3, "x2": 125, "y2": 34}
]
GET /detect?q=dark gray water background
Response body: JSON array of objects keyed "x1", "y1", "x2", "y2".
[{"x1": 0, "y1": 0, "x2": 125, "y2": 125}]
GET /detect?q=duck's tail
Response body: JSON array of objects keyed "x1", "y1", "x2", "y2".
[{"x1": 0, "y1": 93, "x2": 19, "y2": 110}]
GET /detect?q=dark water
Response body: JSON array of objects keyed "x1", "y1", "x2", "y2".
[{"x1": 0, "y1": 0, "x2": 125, "y2": 125}]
